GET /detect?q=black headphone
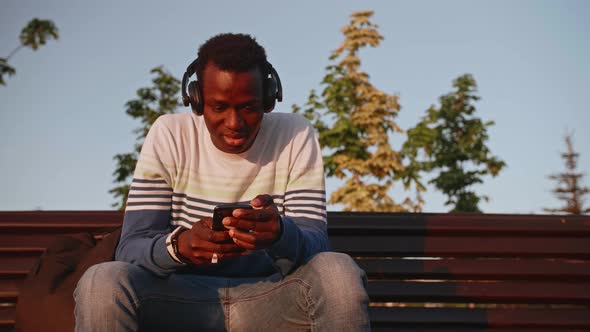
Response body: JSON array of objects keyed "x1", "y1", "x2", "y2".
[{"x1": 181, "y1": 59, "x2": 283, "y2": 116}]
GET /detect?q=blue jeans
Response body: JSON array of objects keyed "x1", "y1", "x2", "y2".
[{"x1": 74, "y1": 252, "x2": 370, "y2": 331}]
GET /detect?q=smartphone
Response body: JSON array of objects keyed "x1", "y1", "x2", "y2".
[{"x1": 212, "y1": 204, "x2": 253, "y2": 231}]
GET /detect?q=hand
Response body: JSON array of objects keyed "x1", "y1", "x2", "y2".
[
  {"x1": 223, "y1": 194, "x2": 282, "y2": 250},
  {"x1": 177, "y1": 217, "x2": 246, "y2": 265}
]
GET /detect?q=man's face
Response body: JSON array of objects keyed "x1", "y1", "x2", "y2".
[{"x1": 201, "y1": 63, "x2": 265, "y2": 154}]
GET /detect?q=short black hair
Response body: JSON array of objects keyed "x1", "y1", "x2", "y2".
[{"x1": 194, "y1": 33, "x2": 268, "y2": 80}]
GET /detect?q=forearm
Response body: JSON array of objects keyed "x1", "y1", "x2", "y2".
[{"x1": 115, "y1": 209, "x2": 184, "y2": 277}]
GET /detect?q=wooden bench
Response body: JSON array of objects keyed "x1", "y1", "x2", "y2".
[{"x1": 1, "y1": 211, "x2": 589, "y2": 331}]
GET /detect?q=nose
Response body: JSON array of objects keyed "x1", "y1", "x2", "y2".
[{"x1": 225, "y1": 109, "x2": 245, "y2": 130}]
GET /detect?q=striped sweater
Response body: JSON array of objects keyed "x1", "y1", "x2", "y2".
[{"x1": 115, "y1": 112, "x2": 329, "y2": 277}]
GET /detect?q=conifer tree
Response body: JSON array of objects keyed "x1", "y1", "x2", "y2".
[
  {"x1": 544, "y1": 133, "x2": 590, "y2": 214},
  {"x1": 401, "y1": 74, "x2": 505, "y2": 212},
  {"x1": 294, "y1": 10, "x2": 421, "y2": 212}
]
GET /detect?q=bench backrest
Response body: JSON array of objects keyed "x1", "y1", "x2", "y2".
[{"x1": 1, "y1": 211, "x2": 589, "y2": 331}]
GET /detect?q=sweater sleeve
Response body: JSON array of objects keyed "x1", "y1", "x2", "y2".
[
  {"x1": 265, "y1": 118, "x2": 330, "y2": 275},
  {"x1": 115, "y1": 116, "x2": 184, "y2": 277}
]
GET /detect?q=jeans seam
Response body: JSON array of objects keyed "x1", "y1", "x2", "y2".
[
  {"x1": 231, "y1": 278, "x2": 311, "y2": 303},
  {"x1": 223, "y1": 278, "x2": 315, "y2": 331},
  {"x1": 301, "y1": 279, "x2": 316, "y2": 332},
  {"x1": 230, "y1": 278, "x2": 316, "y2": 330}
]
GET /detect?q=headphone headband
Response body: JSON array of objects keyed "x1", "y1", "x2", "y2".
[{"x1": 181, "y1": 59, "x2": 282, "y2": 115}]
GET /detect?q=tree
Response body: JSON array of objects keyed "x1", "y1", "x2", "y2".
[
  {"x1": 293, "y1": 10, "x2": 420, "y2": 212},
  {"x1": 1, "y1": 18, "x2": 59, "y2": 86},
  {"x1": 400, "y1": 74, "x2": 505, "y2": 212},
  {"x1": 110, "y1": 66, "x2": 181, "y2": 209},
  {"x1": 544, "y1": 133, "x2": 590, "y2": 214}
]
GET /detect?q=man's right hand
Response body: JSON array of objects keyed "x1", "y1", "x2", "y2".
[{"x1": 177, "y1": 217, "x2": 247, "y2": 265}]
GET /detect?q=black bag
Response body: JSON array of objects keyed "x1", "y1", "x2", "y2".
[{"x1": 15, "y1": 227, "x2": 121, "y2": 332}]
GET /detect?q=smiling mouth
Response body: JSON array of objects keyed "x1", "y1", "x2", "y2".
[{"x1": 223, "y1": 135, "x2": 247, "y2": 146}]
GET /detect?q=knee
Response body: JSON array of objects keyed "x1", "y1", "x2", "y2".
[
  {"x1": 75, "y1": 261, "x2": 140, "y2": 309},
  {"x1": 307, "y1": 252, "x2": 366, "y2": 283},
  {"x1": 304, "y1": 252, "x2": 368, "y2": 303}
]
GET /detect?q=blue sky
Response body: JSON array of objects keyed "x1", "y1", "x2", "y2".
[{"x1": 1, "y1": 0, "x2": 589, "y2": 213}]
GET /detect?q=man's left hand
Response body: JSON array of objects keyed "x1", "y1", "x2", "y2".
[{"x1": 223, "y1": 194, "x2": 282, "y2": 250}]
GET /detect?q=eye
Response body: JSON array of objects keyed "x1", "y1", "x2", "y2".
[
  {"x1": 241, "y1": 103, "x2": 259, "y2": 113},
  {"x1": 212, "y1": 104, "x2": 226, "y2": 112}
]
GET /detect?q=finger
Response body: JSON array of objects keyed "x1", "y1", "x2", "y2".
[
  {"x1": 224, "y1": 217, "x2": 276, "y2": 233},
  {"x1": 229, "y1": 229, "x2": 278, "y2": 247},
  {"x1": 250, "y1": 194, "x2": 273, "y2": 208},
  {"x1": 231, "y1": 208, "x2": 274, "y2": 222},
  {"x1": 200, "y1": 217, "x2": 213, "y2": 228},
  {"x1": 193, "y1": 219, "x2": 232, "y2": 242},
  {"x1": 231, "y1": 237, "x2": 256, "y2": 250}
]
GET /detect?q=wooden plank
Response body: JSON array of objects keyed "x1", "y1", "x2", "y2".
[
  {"x1": 355, "y1": 258, "x2": 590, "y2": 281},
  {"x1": 0, "y1": 232, "x2": 102, "y2": 253},
  {"x1": 367, "y1": 280, "x2": 590, "y2": 304},
  {"x1": 0, "y1": 210, "x2": 123, "y2": 226},
  {"x1": 0, "y1": 278, "x2": 21, "y2": 302},
  {"x1": 0, "y1": 234, "x2": 63, "y2": 253},
  {"x1": 0, "y1": 255, "x2": 38, "y2": 276},
  {"x1": 369, "y1": 307, "x2": 590, "y2": 328},
  {"x1": 1, "y1": 211, "x2": 589, "y2": 235},
  {"x1": 331, "y1": 236, "x2": 590, "y2": 258},
  {"x1": 327, "y1": 212, "x2": 590, "y2": 236},
  {"x1": 370, "y1": 325, "x2": 586, "y2": 332},
  {"x1": 0, "y1": 305, "x2": 16, "y2": 327},
  {"x1": 371, "y1": 328, "x2": 575, "y2": 332}
]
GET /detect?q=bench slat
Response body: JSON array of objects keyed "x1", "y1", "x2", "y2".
[
  {"x1": 331, "y1": 236, "x2": 590, "y2": 258},
  {"x1": 0, "y1": 255, "x2": 38, "y2": 277},
  {"x1": 0, "y1": 233, "x2": 98, "y2": 253},
  {"x1": 369, "y1": 306, "x2": 590, "y2": 328},
  {"x1": 9, "y1": 278, "x2": 587, "y2": 305},
  {"x1": 367, "y1": 280, "x2": 590, "y2": 304},
  {"x1": 0, "y1": 278, "x2": 20, "y2": 302},
  {"x1": 2, "y1": 211, "x2": 590, "y2": 235},
  {"x1": 9, "y1": 256, "x2": 589, "y2": 282},
  {"x1": 0, "y1": 305, "x2": 16, "y2": 327},
  {"x1": 328, "y1": 213, "x2": 590, "y2": 236},
  {"x1": 355, "y1": 258, "x2": 590, "y2": 280},
  {"x1": 371, "y1": 328, "x2": 573, "y2": 332},
  {"x1": 4, "y1": 234, "x2": 589, "y2": 258},
  {"x1": 0, "y1": 211, "x2": 122, "y2": 225}
]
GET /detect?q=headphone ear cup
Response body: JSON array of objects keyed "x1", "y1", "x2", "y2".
[
  {"x1": 264, "y1": 76, "x2": 277, "y2": 112},
  {"x1": 188, "y1": 81, "x2": 203, "y2": 115}
]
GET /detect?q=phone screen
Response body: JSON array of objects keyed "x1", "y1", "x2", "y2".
[{"x1": 212, "y1": 204, "x2": 253, "y2": 231}]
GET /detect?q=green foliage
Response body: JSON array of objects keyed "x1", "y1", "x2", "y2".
[
  {"x1": 1, "y1": 18, "x2": 59, "y2": 86},
  {"x1": 110, "y1": 66, "x2": 181, "y2": 209},
  {"x1": 19, "y1": 19, "x2": 59, "y2": 51},
  {"x1": 544, "y1": 133, "x2": 590, "y2": 214},
  {"x1": 400, "y1": 74, "x2": 505, "y2": 212},
  {"x1": 0, "y1": 59, "x2": 16, "y2": 86},
  {"x1": 293, "y1": 10, "x2": 421, "y2": 212}
]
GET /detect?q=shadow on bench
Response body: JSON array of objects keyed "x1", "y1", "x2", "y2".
[{"x1": 1, "y1": 211, "x2": 590, "y2": 331}]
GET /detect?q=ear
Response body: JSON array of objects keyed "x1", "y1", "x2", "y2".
[{"x1": 264, "y1": 105, "x2": 274, "y2": 113}]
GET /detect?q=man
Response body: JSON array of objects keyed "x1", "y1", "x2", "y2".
[{"x1": 75, "y1": 33, "x2": 370, "y2": 331}]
